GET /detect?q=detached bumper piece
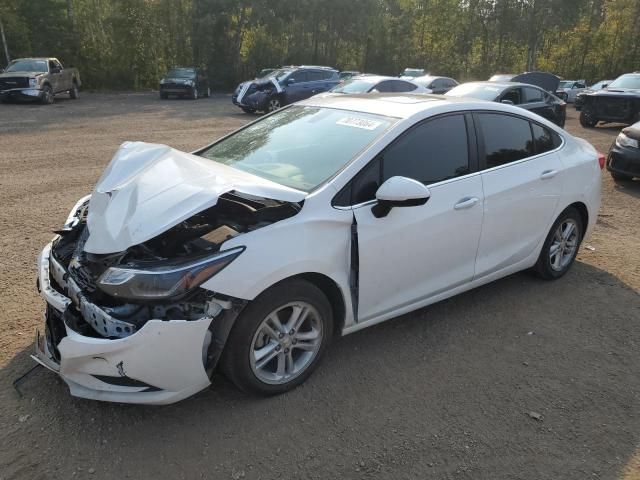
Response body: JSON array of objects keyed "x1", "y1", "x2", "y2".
[{"x1": 34, "y1": 242, "x2": 214, "y2": 405}]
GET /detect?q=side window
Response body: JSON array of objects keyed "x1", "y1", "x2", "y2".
[
  {"x1": 477, "y1": 113, "x2": 534, "y2": 168},
  {"x1": 447, "y1": 79, "x2": 458, "y2": 88},
  {"x1": 523, "y1": 87, "x2": 544, "y2": 103},
  {"x1": 290, "y1": 71, "x2": 309, "y2": 83},
  {"x1": 49, "y1": 60, "x2": 57, "y2": 71},
  {"x1": 307, "y1": 71, "x2": 324, "y2": 82},
  {"x1": 320, "y1": 70, "x2": 335, "y2": 80},
  {"x1": 383, "y1": 115, "x2": 469, "y2": 184},
  {"x1": 531, "y1": 123, "x2": 562, "y2": 154},
  {"x1": 432, "y1": 79, "x2": 445, "y2": 89},
  {"x1": 501, "y1": 88, "x2": 521, "y2": 104},
  {"x1": 393, "y1": 80, "x2": 417, "y2": 92},
  {"x1": 375, "y1": 81, "x2": 395, "y2": 92}
]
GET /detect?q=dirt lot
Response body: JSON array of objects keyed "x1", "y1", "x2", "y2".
[{"x1": 0, "y1": 93, "x2": 639, "y2": 480}]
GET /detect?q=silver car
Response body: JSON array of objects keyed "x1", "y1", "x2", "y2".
[{"x1": 555, "y1": 80, "x2": 587, "y2": 103}]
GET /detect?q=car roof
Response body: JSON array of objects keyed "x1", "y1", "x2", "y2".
[
  {"x1": 12, "y1": 57, "x2": 54, "y2": 61},
  {"x1": 460, "y1": 81, "x2": 544, "y2": 90},
  {"x1": 301, "y1": 92, "x2": 496, "y2": 119},
  {"x1": 350, "y1": 75, "x2": 408, "y2": 83}
]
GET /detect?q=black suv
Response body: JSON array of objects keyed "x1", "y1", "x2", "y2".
[
  {"x1": 159, "y1": 67, "x2": 210, "y2": 100},
  {"x1": 580, "y1": 73, "x2": 640, "y2": 127},
  {"x1": 233, "y1": 66, "x2": 339, "y2": 113}
]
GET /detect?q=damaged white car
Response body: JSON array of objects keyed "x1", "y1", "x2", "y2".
[{"x1": 34, "y1": 94, "x2": 602, "y2": 404}]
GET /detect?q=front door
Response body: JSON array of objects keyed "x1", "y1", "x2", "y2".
[{"x1": 351, "y1": 113, "x2": 484, "y2": 322}]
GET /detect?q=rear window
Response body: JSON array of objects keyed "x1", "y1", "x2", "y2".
[
  {"x1": 477, "y1": 113, "x2": 534, "y2": 168},
  {"x1": 446, "y1": 83, "x2": 501, "y2": 101}
]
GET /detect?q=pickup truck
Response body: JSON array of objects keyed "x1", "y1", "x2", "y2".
[{"x1": 0, "y1": 57, "x2": 81, "y2": 104}]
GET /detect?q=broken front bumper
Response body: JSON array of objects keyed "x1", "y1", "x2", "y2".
[
  {"x1": 0, "y1": 88, "x2": 45, "y2": 101},
  {"x1": 34, "y1": 242, "x2": 214, "y2": 405}
]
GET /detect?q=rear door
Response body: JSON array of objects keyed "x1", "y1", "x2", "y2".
[
  {"x1": 473, "y1": 112, "x2": 564, "y2": 278},
  {"x1": 522, "y1": 86, "x2": 556, "y2": 122},
  {"x1": 48, "y1": 59, "x2": 61, "y2": 92}
]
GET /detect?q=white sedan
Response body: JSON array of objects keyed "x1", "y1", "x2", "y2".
[
  {"x1": 34, "y1": 94, "x2": 602, "y2": 404},
  {"x1": 328, "y1": 75, "x2": 431, "y2": 94}
]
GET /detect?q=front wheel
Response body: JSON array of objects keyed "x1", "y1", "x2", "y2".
[
  {"x1": 266, "y1": 97, "x2": 281, "y2": 112},
  {"x1": 579, "y1": 109, "x2": 598, "y2": 128},
  {"x1": 222, "y1": 279, "x2": 333, "y2": 395},
  {"x1": 191, "y1": 87, "x2": 198, "y2": 100},
  {"x1": 533, "y1": 207, "x2": 583, "y2": 280},
  {"x1": 40, "y1": 85, "x2": 54, "y2": 105},
  {"x1": 611, "y1": 171, "x2": 633, "y2": 181}
]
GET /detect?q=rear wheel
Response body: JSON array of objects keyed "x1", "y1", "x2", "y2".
[
  {"x1": 579, "y1": 108, "x2": 598, "y2": 128},
  {"x1": 69, "y1": 82, "x2": 79, "y2": 99},
  {"x1": 533, "y1": 207, "x2": 583, "y2": 280},
  {"x1": 222, "y1": 279, "x2": 333, "y2": 395}
]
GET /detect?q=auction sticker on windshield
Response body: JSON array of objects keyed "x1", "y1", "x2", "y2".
[{"x1": 336, "y1": 117, "x2": 383, "y2": 130}]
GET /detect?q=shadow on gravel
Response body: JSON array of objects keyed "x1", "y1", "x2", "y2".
[
  {"x1": 612, "y1": 178, "x2": 640, "y2": 198},
  {"x1": 1, "y1": 261, "x2": 639, "y2": 479},
  {"x1": 0, "y1": 93, "x2": 241, "y2": 134}
]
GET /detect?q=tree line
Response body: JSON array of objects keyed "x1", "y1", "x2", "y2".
[{"x1": 1, "y1": 0, "x2": 639, "y2": 91}]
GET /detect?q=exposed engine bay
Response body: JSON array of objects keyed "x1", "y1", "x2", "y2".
[{"x1": 49, "y1": 191, "x2": 300, "y2": 339}]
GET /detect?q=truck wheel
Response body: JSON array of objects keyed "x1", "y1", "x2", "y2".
[
  {"x1": 191, "y1": 87, "x2": 198, "y2": 100},
  {"x1": 69, "y1": 82, "x2": 79, "y2": 99},
  {"x1": 579, "y1": 109, "x2": 598, "y2": 128},
  {"x1": 41, "y1": 85, "x2": 54, "y2": 105}
]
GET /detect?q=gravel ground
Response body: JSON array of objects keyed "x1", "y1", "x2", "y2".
[{"x1": 0, "y1": 93, "x2": 639, "y2": 480}]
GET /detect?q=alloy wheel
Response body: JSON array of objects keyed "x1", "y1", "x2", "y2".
[
  {"x1": 549, "y1": 219, "x2": 579, "y2": 271},
  {"x1": 249, "y1": 302, "x2": 323, "y2": 385},
  {"x1": 268, "y1": 99, "x2": 281, "y2": 111}
]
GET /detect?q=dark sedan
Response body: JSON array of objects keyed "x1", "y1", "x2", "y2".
[
  {"x1": 445, "y1": 81, "x2": 566, "y2": 127},
  {"x1": 607, "y1": 121, "x2": 640, "y2": 181}
]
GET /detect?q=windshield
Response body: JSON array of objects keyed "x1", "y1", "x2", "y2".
[
  {"x1": 166, "y1": 68, "x2": 195, "y2": 78},
  {"x1": 489, "y1": 74, "x2": 513, "y2": 82},
  {"x1": 199, "y1": 106, "x2": 396, "y2": 192},
  {"x1": 558, "y1": 81, "x2": 573, "y2": 88},
  {"x1": 592, "y1": 81, "x2": 610, "y2": 89},
  {"x1": 270, "y1": 69, "x2": 293, "y2": 81},
  {"x1": 331, "y1": 78, "x2": 376, "y2": 93},
  {"x1": 6, "y1": 59, "x2": 48, "y2": 73},
  {"x1": 607, "y1": 74, "x2": 640, "y2": 89},
  {"x1": 445, "y1": 83, "x2": 500, "y2": 100},
  {"x1": 402, "y1": 69, "x2": 423, "y2": 77}
]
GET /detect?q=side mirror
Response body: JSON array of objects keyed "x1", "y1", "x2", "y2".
[
  {"x1": 371, "y1": 176, "x2": 431, "y2": 218},
  {"x1": 501, "y1": 99, "x2": 514, "y2": 105},
  {"x1": 602, "y1": 84, "x2": 608, "y2": 89},
  {"x1": 287, "y1": 78, "x2": 296, "y2": 85}
]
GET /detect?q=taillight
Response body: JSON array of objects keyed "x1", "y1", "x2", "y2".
[{"x1": 597, "y1": 152, "x2": 606, "y2": 170}]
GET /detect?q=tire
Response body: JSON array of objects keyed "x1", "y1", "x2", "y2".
[
  {"x1": 40, "y1": 85, "x2": 54, "y2": 105},
  {"x1": 222, "y1": 279, "x2": 333, "y2": 395},
  {"x1": 69, "y1": 82, "x2": 79, "y2": 99},
  {"x1": 241, "y1": 107, "x2": 256, "y2": 114},
  {"x1": 191, "y1": 87, "x2": 198, "y2": 100},
  {"x1": 205, "y1": 87, "x2": 211, "y2": 98},
  {"x1": 579, "y1": 109, "x2": 598, "y2": 128},
  {"x1": 611, "y1": 171, "x2": 633, "y2": 181},
  {"x1": 266, "y1": 97, "x2": 281, "y2": 112},
  {"x1": 533, "y1": 207, "x2": 583, "y2": 280}
]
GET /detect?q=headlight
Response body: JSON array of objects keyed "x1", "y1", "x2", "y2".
[
  {"x1": 97, "y1": 247, "x2": 244, "y2": 300},
  {"x1": 29, "y1": 78, "x2": 37, "y2": 88},
  {"x1": 616, "y1": 132, "x2": 639, "y2": 149},
  {"x1": 160, "y1": 79, "x2": 166, "y2": 85},
  {"x1": 186, "y1": 79, "x2": 195, "y2": 86}
]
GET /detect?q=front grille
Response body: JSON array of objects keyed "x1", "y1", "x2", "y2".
[
  {"x1": 162, "y1": 83, "x2": 190, "y2": 90},
  {"x1": 0, "y1": 77, "x2": 29, "y2": 90},
  {"x1": 595, "y1": 97, "x2": 631, "y2": 119}
]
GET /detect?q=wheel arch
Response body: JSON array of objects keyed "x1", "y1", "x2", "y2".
[{"x1": 567, "y1": 201, "x2": 589, "y2": 232}]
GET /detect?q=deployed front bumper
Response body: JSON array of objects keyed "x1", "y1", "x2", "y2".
[
  {"x1": 34, "y1": 242, "x2": 214, "y2": 405},
  {"x1": 607, "y1": 143, "x2": 640, "y2": 178}
]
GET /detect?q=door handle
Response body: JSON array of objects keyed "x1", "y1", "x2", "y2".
[
  {"x1": 540, "y1": 170, "x2": 557, "y2": 180},
  {"x1": 454, "y1": 197, "x2": 479, "y2": 210}
]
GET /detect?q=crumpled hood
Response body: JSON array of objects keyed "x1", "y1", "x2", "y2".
[
  {"x1": 84, "y1": 141, "x2": 306, "y2": 254},
  {"x1": 0, "y1": 71, "x2": 44, "y2": 78}
]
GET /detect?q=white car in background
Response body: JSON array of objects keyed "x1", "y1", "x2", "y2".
[
  {"x1": 34, "y1": 94, "x2": 602, "y2": 404},
  {"x1": 555, "y1": 79, "x2": 587, "y2": 102},
  {"x1": 326, "y1": 75, "x2": 431, "y2": 94}
]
